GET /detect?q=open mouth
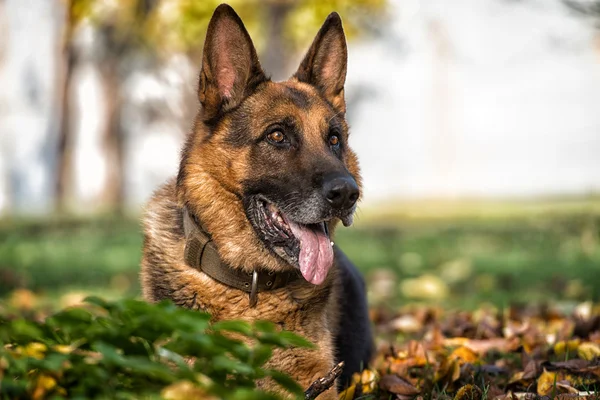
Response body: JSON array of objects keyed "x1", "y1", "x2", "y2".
[{"x1": 248, "y1": 198, "x2": 334, "y2": 285}]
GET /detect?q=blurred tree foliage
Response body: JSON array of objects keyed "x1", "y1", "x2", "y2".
[
  {"x1": 64, "y1": 0, "x2": 386, "y2": 63},
  {"x1": 55, "y1": 0, "x2": 385, "y2": 214}
]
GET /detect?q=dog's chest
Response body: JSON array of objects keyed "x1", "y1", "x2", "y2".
[{"x1": 186, "y1": 272, "x2": 335, "y2": 337}]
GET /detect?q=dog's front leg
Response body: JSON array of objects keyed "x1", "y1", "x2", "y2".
[{"x1": 264, "y1": 347, "x2": 338, "y2": 400}]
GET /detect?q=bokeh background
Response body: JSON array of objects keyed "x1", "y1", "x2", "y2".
[{"x1": 1, "y1": 0, "x2": 600, "y2": 312}]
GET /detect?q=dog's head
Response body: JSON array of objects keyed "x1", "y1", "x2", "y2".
[{"x1": 178, "y1": 4, "x2": 361, "y2": 284}]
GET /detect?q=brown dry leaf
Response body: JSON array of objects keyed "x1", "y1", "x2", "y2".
[
  {"x1": 444, "y1": 337, "x2": 516, "y2": 355},
  {"x1": 454, "y1": 384, "x2": 483, "y2": 400},
  {"x1": 387, "y1": 340, "x2": 431, "y2": 376},
  {"x1": 582, "y1": 365, "x2": 600, "y2": 378},
  {"x1": 435, "y1": 357, "x2": 461, "y2": 385},
  {"x1": 379, "y1": 374, "x2": 419, "y2": 396},
  {"x1": 503, "y1": 319, "x2": 530, "y2": 339},
  {"x1": 427, "y1": 325, "x2": 446, "y2": 350},
  {"x1": 508, "y1": 371, "x2": 526, "y2": 386},
  {"x1": 371, "y1": 302, "x2": 600, "y2": 399},
  {"x1": 485, "y1": 385, "x2": 506, "y2": 399},
  {"x1": 555, "y1": 380, "x2": 579, "y2": 394},
  {"x1": 521, "y1": 358, "x2": 542, "y2": 380},
  {"x1": 543, "y1": 358, "x2": 588, "y2": 372}
]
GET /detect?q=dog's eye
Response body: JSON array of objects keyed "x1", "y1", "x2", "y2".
[
  {"x1": 267, "y1": 131, "x2": 285, "y2": 144},
  {"x1": 329, "y1": 135, "x2": 340, "y2": 147}
]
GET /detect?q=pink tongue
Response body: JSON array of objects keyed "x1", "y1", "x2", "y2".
[{"x1": 287, "y1": 221, "x2": 334, "y2": 285}]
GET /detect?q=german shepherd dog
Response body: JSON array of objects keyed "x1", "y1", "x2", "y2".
[{"x1": 141, "y1": 4, "x2": 373, "y2": 398}]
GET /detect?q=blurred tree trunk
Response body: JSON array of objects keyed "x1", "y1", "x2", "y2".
[
  {"x1": 55, "y1": 51, "x2": 76, "y2": 213},
  {"x1": 99, "y1": 59, "x2": 125, "y2": 214},
  {"x1": 55, "y1": 6, "x2": 76, "y2": 213}
]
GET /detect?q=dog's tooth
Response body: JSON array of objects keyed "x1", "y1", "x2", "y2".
[{"x1": 330, "y1": 241, "x2": 334, "y2": 247}]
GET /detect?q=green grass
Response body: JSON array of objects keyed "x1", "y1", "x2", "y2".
[
  {"x1": 0, "y1": 217, "x2": 143, "y2": 298},
  {"x1": 1, "y1": 201, "x2": 599, "y2": 309},
  {"x1": 337, "y1": 214, "x2": 600, "y2": 309}
]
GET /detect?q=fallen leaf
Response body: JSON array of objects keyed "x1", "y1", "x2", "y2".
[
  {"x1": 537, "y1": 369, "x2": 564, "y2": 396},
  {"x1": 358, "y1": 369, "x2": 378, "y2": 394},
  {"x1": 553, "y1": 339, "x2": 580, "y2": 358},
  {"x1": 449, "y1": 346, "x2": 478, "y2": 365},
  {"x1": 454, "y1": 384, "x2": 483, "y2": 400},
  {"x1": 577, "y1": 342, "x2": 600, "y2": 361},
  {"x1": 522, "y1": 358, "x2": 542, "y2": 380},
  {"x1": 435, "y1": 357, "x2": 461, "y2": 385},
  {"x1": 338, "y1": 384, "x2": 355, "y2": 400},
  {"x1": 379, "y1": 374, "x2": 419, "y2": 395},
  {"x1": 444, "y1": 338, "x2": 516, "y2": 355}
]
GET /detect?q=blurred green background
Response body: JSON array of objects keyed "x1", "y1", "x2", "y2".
[
  {"x1": 2, "y1": 199, "x2": 599, "y2": 311},
  {"x1": 2, "y1": 0, "x2": 600, "y2": 313}
]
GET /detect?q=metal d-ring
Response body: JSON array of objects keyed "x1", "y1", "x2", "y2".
[{"x1": 249, "y1": 270, "x2": 259, "y2": 307}]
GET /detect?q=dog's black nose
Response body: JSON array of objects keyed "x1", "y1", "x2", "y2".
[{"x1": 323, "y1": 175, "x2": 359, "y2": 210}]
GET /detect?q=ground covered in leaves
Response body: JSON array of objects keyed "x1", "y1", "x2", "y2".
[
  {"x1": 3, "y1": 292, "x2": 600, "y2": 399},
  {"x1": 341, "y1": 302, "x2": 600, "y2": 399}
]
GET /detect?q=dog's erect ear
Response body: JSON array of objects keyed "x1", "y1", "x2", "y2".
[
  {"x1": 199, "y1": 4, "x2": 267, "y2": 121},
  {"x1": 294, "y1": 12, "x2": 348, "y2": 113}
]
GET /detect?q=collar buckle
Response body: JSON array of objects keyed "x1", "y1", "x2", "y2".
[{"x1": 249, "y1": 270, "x2": 259, "y2": 307}]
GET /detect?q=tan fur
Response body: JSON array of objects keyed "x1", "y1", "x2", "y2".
[
  {"x1": 141, "y1": 180, "x2": 340, "y2": 399},
  {"x1": 141, "y1": 6, "x2": 360, "y2": 399}
]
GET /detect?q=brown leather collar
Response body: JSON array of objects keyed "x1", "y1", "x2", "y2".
[{"x1": 182, "y1": 206, "x2": 301, "y2": 307}]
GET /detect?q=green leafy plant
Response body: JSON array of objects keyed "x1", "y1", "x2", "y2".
[{"x1": 0, "y1": 297, "x2": 312, "y2": 399}]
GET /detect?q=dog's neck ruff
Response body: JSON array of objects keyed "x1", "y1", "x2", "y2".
[{"x1": 182, "y1": 206, "x2": 301, "y2": 307}]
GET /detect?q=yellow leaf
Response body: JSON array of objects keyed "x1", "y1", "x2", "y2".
[
  {"x1": 578, "y1": 342, "x2": 600, "y2": 361},
  {"x1": 359, "y1": 369, "x2": 378, "y2": 394},
  {"x1": 435, "y1": 358, "x2": 460, "y2": 384},
  {"x1": 554, "y1": 340, "x2": 580, "y2": 358},
  {"x1": 537, "y1": 369, "x2": 559, "y2": 396},
  {"x1": 161, "y1": 380, "x2": 215, "y2": 400},
  {"x1": 339, "y1": 384, "x2": 356, "y2": 399},
  {"x1": 454, "y1": 384, "x2": 483, "y2": 400},
  {"x1": 449, "y1": 346, "x2": 478, "y2": 365},
  {"x1": 508, "y1": 371, "x2": 525, "y2": 385}
]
